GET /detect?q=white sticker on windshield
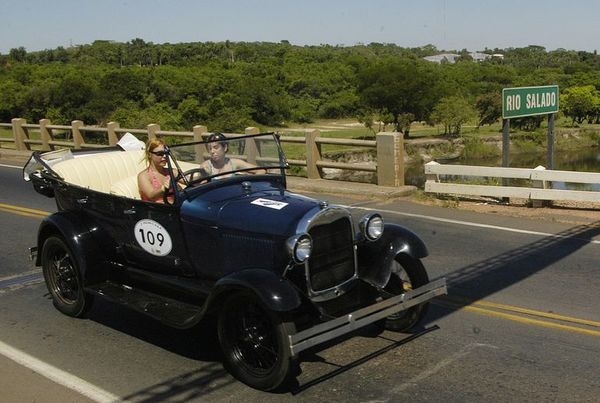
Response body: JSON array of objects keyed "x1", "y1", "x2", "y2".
[
  {"x1": 134, "y1": 219, "x2": 173, "y2": 256},
  {"x1": 251, "y1": 198, "x2": 289, "y2": 210}
]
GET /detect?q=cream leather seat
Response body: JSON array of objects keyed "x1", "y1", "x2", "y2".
[
  {"x1": 110, "y1": 175, "x2": 142, "y2": 199},
  {"x1": 52, "y1": 150, "x2": 146, "y2": 195},
  {"x1": 52, "y1": 150, "x2": 199, "y2": 200}
]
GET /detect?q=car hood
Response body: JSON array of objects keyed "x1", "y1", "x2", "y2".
[{"x1": 181, "y1": 180, "x2": 322, "y2": 237}]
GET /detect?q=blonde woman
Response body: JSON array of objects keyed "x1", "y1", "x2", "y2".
[{"x1": 137, "y1": 139, "x2": 179, "y2": 203}]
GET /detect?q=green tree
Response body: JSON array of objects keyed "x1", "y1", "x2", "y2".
[
  {"x1": 318, "y1": 89, "x2": 359, "y2": 118},
  {"x1": 177, "y1": 96, "x2": 206, "y2": 128},
  {"x1": 9, "y1": 47, "x2": 26, "y2": 62},
  {"x1": 0, "y1": 79, "x2": 26, "y2": 120},
  {"x1": 357, "y1": 108, "x2": 395, "y2": 134},
  {"x1": 475, "y1": 92, "x2": 502, "y2": 126},
  {"x1": 561, "y1": 85, "x2": 600, "y2": 125},
  {"x1": 51, "y1": 72, "x2": 98, "y2": 123},
  {"x1": 430, "y1": 96, "x2": 476, "y2": 136},
  {"x1": 357, "y1": 58, "x2": 443, "y2": 137}
]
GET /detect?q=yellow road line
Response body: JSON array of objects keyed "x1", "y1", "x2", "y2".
[
  {"x1": 0, "y1": 203, "x2": 49, "y2": 218},
  {"x1": 462, "y1": 305, "x2": 600, "y2": 337},
  {"x1": 437, "y1": 297, "x2": 600, "y2": 337},
  {"x1": 442, "y1": 295, "x2": 600, "y2": 328},
  {"x1": 0, "y1": 207, "x2": 46, "y2": 218},
  {"x1": 472, "y1": 299, "x2": 600, "y2": 328}
]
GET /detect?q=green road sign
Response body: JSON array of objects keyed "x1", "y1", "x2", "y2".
[{"x1": 502, "y1": 85, "x2": 559, "y2": 119}]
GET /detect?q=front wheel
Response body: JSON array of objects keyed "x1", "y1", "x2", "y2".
[
  {"x1": 381, "y1": 255, "x2": 430, "y2": 332},
  {"x1": 217, "y1": 292, "x2": 297, "y2": 391},
  {"x1": 41, "y1": 236, "x2": 93, "y2": 317}
]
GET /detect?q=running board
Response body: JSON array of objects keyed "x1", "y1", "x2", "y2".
[
  {"x1": 288, "y1": 278, "x2": 447, "y2": 356},
  {"x1": 86, "y1": 282, "x2": 203, "y2": 329}
]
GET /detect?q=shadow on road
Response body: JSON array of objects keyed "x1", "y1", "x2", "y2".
[
  {"x1": 428, "y1": 220, "x2": 600, "y2": 321},
  {"x1": 88, "y1": 300, "x2": 221, "y2": 362},
  {"x1": 120, "y1": 363, "x2": 235, "y2": 402}
]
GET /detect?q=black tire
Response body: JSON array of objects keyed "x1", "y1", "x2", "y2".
[
  {"x1": 41, "y1": 236, "x2": 93, "y2": 318},
  {"x1": 381, "y1": 255, "x2": 430, "y2": 332},
  {"x1": 217, "y1": 292, "x2": 297, "y2": 391}
]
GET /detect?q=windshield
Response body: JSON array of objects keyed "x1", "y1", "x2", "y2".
[
  {"x1": 168, "y1": 132, "x2": 287, "y2": 188},
  {"x1": 23, "y1": 148, "x2": 74, "y2": 181}
]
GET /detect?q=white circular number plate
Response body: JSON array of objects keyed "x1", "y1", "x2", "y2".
[{"x1": 134, "y1": 219, "x2": 173, "y2": 256}]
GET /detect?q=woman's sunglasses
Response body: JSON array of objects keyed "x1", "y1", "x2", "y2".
[{"x1": 150, "y1": 150, "x2": 167, "y2": 157}]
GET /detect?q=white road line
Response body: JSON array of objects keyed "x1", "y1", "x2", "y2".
[
  {"x1": 0, "y1": 163, "x2": 22, "y2": 169},
  {"x1": 348, "y1": 205, "x2": 600, "y2": 245},
  {"x1": 0, "y1": 340, "x2": 120, "y2": 403}
]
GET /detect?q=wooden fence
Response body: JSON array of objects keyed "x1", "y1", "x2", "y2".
[
  {"x1": 0, "y1": 118, "x2": 406, "y2": 187},
  {"x1": 425, "y1": 161, "x2": 600, "y2": 203}
]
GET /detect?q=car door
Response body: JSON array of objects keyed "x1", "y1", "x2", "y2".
[{"x1": 111, "y1": 196, "x2": 193, "y2": 276}]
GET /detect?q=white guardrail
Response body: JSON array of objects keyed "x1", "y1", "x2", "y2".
[{"x1": 424, "y1": 161, "x2": 600, "y2": 202}]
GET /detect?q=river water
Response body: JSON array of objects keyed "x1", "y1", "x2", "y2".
[{"x1": 405, "y1": 146, "x2": 600, "y2": 190}]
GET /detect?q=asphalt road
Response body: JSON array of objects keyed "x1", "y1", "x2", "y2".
[{"x1": 1, "y1": 160, "x2": 599, "y2": 402}]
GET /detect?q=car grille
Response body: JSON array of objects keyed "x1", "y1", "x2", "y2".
[{"x1": 308, "y1": 217, "x2": 355, "y2": 292}]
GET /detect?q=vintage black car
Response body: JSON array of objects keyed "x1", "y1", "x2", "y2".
[{"x1": 24, "y1": 132, "x2": 446, "y2": 391}]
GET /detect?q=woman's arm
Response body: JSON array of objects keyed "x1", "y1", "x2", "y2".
[{"x1": 233, "y1": 158, "x2": 266, "y2": 174}]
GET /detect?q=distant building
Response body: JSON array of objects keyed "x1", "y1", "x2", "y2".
[
  {"x1": 470, "y1": 52, "x2": 490, "y2": 62},
  {"x1": 423, "y1": 53, "x2": 460, "y2": 63},
  {"x1": 423, "y1": 52, "x2": 504, "y2": 64}
]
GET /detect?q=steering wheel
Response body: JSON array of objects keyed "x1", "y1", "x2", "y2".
[{"x1": 183, "y1": 168, "x2": 209, "y2": 186}]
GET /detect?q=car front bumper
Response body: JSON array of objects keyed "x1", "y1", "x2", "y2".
[{"x1": 288, "y1": 278, "x2": 447, "y2": 356}]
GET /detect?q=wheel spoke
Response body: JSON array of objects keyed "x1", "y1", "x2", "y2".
[
  {"x1": 49, "y1": 250, "x2": 78, "y2": 303},
  {"x1": 229, "y1": 302, "x2": 279, "y2": 372}
]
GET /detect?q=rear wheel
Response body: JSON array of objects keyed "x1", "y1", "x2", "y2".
[
  {"x1": 381, "y1": 255, "x2": 429, "y2": 332},
  {"x1": 217, "y1": 292, "x2": 297, "y2": 391},
  {"x1": 41, "y1": 236, "x2": 93, "y2": 317}
]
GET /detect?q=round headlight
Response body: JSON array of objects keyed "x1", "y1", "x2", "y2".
[
  {"x1": 286, "y1": 234, "x2": 312, "y2": 264},
  {"x1": 361, "y1": 213, "x2": 384, "y2": 241}
]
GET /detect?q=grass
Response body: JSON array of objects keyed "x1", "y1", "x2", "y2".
[{"x1": 461, "y1": 137, "x2": 501, "y2": 160}]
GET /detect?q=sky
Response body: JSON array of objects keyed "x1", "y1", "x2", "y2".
[{"x1": 1, "y1": 0, "x2": 599, "y2": 54}]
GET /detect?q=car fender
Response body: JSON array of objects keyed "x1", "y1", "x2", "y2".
[
  {"x1": 357, "y1": 223, "x2": 429, "y2": 288},
  {"x1": 36, "y1": 212, "x2": 110, "y2": 285},
  {"x1": 208, "y1": 268, "x2": 302, "y2": 313}
]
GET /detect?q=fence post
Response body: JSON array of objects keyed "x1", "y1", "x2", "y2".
[
  {"x1": 71, "y1": 120, "x2": 84, "y2": 149},
  {"x1": 11, "y1": 118, "x2": 26, "y2": 151},
  {"x1": 39, "y1": 119, "x2": 52, "y2": 150},
  {"x1": 244, "y1": 127, "x2": 260, "y2": 164},
  {"x1": 305, "y1": 129, "x2": 322, "y2": 179},
  {"x1": 425, "y1": 161, "x2": 440, "y2": 181},
  {"x1": 107, "y1": 121, "x2": 120, "y2": 146},
  {"x1": 192, "y1": 125, "x2": 207, "y2": 163},
  {"x1": 530, "y1": 165, "x2": 549, "y2": 208},
  {"x1": 147, "y1": 124, "x2": 160, "y2": 141},
  {"x1": 376, "y1": 132, "x2": 404, "y2": 186}
]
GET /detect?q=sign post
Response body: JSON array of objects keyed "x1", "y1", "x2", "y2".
[
  {"x1": 501, "y1": 85, "x2": 559, "y2": 205},
  {"x1": 501, "y1": 85, "x2": 559, "y2": 169}
]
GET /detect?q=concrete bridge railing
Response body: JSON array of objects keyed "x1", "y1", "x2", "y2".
[{"x1": 0, "y1": 118, "x2": 406, "y2": 187}]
